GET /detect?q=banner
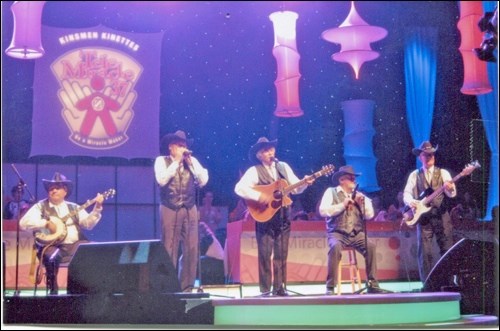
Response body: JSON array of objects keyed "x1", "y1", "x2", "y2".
[{"x1": 31, "y1": 25, "x2": 162, "y2": 159}]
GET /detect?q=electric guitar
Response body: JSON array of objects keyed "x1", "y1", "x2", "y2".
[
  {"x1": 402, "y1": 161, "x2": 480, "y2": 226},
  {"x1": 246, "y1": 165, "x2": 335, "y2": 222},
  {"x1": 34, "y1": 188, "x2": 116, "y2": 246}
]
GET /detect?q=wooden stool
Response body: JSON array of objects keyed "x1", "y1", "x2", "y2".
[{"x1": 337, "y1": 247, "x2": 362, "y2": 295}]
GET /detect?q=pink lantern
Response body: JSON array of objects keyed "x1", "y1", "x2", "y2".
[
  {"x1": 321, "y1": 1, "x2": 387, "y2": 79},
  {"x1": 269, "y1": 11, "x2": 304, "y2": 118},
  {"x1": 5, "y1": 1, "x2": 46, "y2": 60},
  {"x1": 457, "y1": 1, "x2": 492, "y2": 95}
]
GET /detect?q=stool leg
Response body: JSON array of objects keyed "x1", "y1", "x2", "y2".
[{"x1": 336, "y1": 259, "x2": 342, "y2": 295}]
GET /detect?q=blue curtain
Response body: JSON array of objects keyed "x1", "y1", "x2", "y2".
[
  {"x1": 404, "y1": 28, "x2": 438, "y2": 168},
  {"x1": 477, "y1": 0, "x2": 498, "y2": 220}
]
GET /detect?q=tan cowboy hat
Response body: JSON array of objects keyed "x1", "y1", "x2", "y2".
[
  {"x1": 42, "y1": 172, "x2": 73, "y2": 196},
  {"x1": 160, "y1": 130, "x2": 193, "y2": 154},
  {"x1": 412, "y1": 141, "x2": 438, "y2": 156},
  {"x1": 331, "y1": 165, "x2": 361, "y2": 185},
  {"x1": 248, "y1": 137, "x2": 277, "y2": 164}
]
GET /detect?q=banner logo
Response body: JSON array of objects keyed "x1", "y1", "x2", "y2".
[{"x1": 52, "y1": 48, "x2": 142, "y2": 149}]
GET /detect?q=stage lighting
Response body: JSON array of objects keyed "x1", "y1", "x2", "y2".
[{"x1": 474, "y1": 6, "x2": 498, "y2": 62}]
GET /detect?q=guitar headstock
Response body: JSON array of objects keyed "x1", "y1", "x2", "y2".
[
  {"x1": 102, "y1": 188, "x2": 116, "y2": 200},
  {"x1": 320, "y1": 164, "x2": 335, "y2": 177},
  {"x1": 461, "y1": 161, "x2": 481, "y2": 176}
]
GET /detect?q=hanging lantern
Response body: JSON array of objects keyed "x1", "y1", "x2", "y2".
[
  {"x1": 269, "y1": 11, "x2": 304, "y2": 118},
  {"x1": 457, "y1": 1, "x2": 492, "y2": 95},
  {"x1": 5, "y1": 1, "x2": 46, "y2": 60},
  {"x1": 321, "y1": 1, "x2": 387, "y2": 79}
]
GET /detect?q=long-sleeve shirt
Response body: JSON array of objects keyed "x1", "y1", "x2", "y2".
[
  {"x1": 154, "y1": 155, "x2": 208, "y2": 187},
  {"x1": 20, "y1": 200, "x2": 102, "y2": 244},
  {"x1": 234, "y1": 162, "x2": 306, "y2": 202},
  {"x1": 403, "y1": 166, "x2": 456, "y2": 206},
  {"x1": 319, "y1": 186, "x2": 374, "y2": 220}
]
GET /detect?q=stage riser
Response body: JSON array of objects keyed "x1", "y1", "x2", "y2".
[{"x1": 3, "y1": 294, "x2": 213, "y2": 324}]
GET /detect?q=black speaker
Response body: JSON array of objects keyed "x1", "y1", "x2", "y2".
[
  {"x1": 423, "y1": 238, "x2": 498, "y2": 315},
  {"x1": 67, "y1": 240, "x2": 181, "y2": 295}
]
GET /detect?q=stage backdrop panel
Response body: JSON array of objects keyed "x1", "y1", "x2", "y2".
[{"x1": 31, "y1": 25, "x2": 162, "y2": 159}]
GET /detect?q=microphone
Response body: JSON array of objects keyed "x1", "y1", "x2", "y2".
[
  {"x1": 271, "y1": 157, "x2": 279, "y2": 163},
  {"x1": 351, "y1": 184, "x2": 359, "y2": 200},
  {"x1": 183, "y1": 150, "x2": 193, "y2": 156}
]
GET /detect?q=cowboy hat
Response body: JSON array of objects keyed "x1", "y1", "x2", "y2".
[
  {"x1": 42, "y1": 172, "x2": 73, "y2": 196},
  {"x1": 248, "y1": 137, "x2": 277, "y2": 164},
  {"x1": 160, "y1": 130, "x2": 193, "y2": 154},
  {"x1": 331, "y1": 165, "x2": 361, "y2": 185},
  {"x1": 412, "y1": 141, "x2": 438, "y2": 156}
]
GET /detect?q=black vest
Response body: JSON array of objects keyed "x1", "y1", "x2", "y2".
[
  {"x1": 325, "y1": 189, "x2": 364, "y2": 235},
  {"x1": 159, "y1": 157, "x2": 197, "y2": 210},
  {"x1": 414, "y1": 167, "x2": 445, "y2": 210}
]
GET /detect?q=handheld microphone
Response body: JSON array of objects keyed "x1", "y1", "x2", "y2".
[
  {"x1": 271, "y1": 157, "x2": 279, "y2": 163},
  {"x1": 183, "y1": 150, "x2": 193, "y2": 156}
]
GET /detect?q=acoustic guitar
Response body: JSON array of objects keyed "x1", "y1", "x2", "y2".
[
  {"x1": 34, "y1": 188, "x2": 116, "y2": 246},
  {"x1": 246, "y1": 165, "x2": 334, "y2": 222}
]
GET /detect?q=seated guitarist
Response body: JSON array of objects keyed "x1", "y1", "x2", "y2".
[
  {"x1": 20, "y1": 172, "x2": 104, "y2": 295},
  {"x1": 234, "y1": 137, "x2": 315, "y2": 296},
  {"x1": 403, "y1": 141, "x2": 457, "y2": 283}
]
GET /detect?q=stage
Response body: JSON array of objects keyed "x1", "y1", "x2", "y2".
[{"x1": 3, "y1": 282, "x2": 498, "y2": 327}]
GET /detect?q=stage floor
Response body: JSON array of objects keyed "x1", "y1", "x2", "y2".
[{"x1": 3, "y1": 281, "x2": 498, "y2": 328}]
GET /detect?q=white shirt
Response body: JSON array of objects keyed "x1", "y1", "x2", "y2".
[
  {"x1": 20, "y1": 200, "x2": 103, "y2": 244},
  {"x1": 154, "y1": 155, "x2": 209, "y2": 187},
  {"x1": 234, "y1": 162, "x2": 306, "y2": 202},
  {"x1": 403, "y1": 167, "x2": 456, "y2": 205},
  {"x1": 319, "y1": 186, "x2": 374, "y2": 220}
]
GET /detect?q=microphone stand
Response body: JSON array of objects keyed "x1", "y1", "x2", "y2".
[
  {"x1": 184, "y1": 155, "x2": 203, "y2": 294},
  {"x1": 10, "y1": 164, "x2": 35, "y2": 296},
  {"x1": 353, "y1": 194, "x2": 391, "y2": 294}
]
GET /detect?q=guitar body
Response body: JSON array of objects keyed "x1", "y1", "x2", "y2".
[
  {"x1": 34, "y1": 216, "x2": 68, "y2": 246},
  {"x1": 403, "y1": 201, "x2": 432, "y2": 226},
  {"x1": 247, "y1": 179, "x2": 293, "y2": 222}
]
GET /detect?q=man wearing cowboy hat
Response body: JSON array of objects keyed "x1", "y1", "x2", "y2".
[
  {"x1": 319, "y1": 165, "x2": 387, "y2": 294},
  {"x1": 234, "y1": 137, "x2": 314, "y2": 296},
  {"x1": 154, "y1": 130, "x2": 209, "y2": 292},
  {"x1": 403, "y1": 141, "x2": 456, "y2": 282},
  {"x1": 20, "y1": 172, "x2": 104, "y2": 295}
]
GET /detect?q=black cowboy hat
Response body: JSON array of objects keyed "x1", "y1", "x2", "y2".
[
  {"x1": 412, "y1": 141, "x2": 438, "y2": 156},
  {"x1": 248, "y1": 137, "x2": 277, "y2": 164},
  {"x1": 42, "y1": 172, "x2": 73, "y2": 196},
  {"x1": 331, "y1": 165, "x2": 361, "y2": 185},
  {"x1": 160, "y1": 130, "x2": 194, "y2": 154}
]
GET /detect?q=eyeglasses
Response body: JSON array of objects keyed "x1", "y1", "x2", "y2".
[
  {"x1": 48, "y1": 184, "x2": 65, "y2": 191},
  {"x1": 341, "y1": 175, "x2": 356, "y2": 181}
]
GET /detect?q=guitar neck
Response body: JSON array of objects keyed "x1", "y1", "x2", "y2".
[
  {"x1": 423, "y1": 172, "x2": 463, "y2": 204},
  {"x1": 283, "y1": 170, "x2": 323, "y2": 195}
]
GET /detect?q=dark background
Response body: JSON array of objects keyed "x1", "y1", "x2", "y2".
[{"x1": 1, "y1": 1, "x2": 491, "y2": 215}]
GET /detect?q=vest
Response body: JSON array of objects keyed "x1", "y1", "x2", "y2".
[
  {"x1": 325, "y1": 189, "x2": 363, "y2": 235},
  {"x1": 160, "y1": 157, "x2": 196, "y2": 210},
  {"x1": 41, "y1": 199, "x2": 86, "y2": 241},
  {"x1": 255, "y1": 162, "x2": 292, "y2": 224},
  {"x1": 414, "y1": 167, "x2": 445, "y2": 210}
]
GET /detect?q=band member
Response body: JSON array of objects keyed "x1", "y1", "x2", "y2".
[
  {"x1": 403, "y1": 141, "x2": 456, "y2": 282},
  {"x1": 319, "y1": 165, "x2": 387, "y2": 294},
  {"x1": 20, "y1": 172, "x2": 104, "y2": 295},
  {"x1": 234, "y1": 137, "x2": 314, "y2": 296},
  {"x1": 154, "y1": 130, "x2": 209, "y2": 292}
]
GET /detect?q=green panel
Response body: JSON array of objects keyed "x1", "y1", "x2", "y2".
[{"x1": 214, "y1": 301, "x2": 460, "y2": 326}]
